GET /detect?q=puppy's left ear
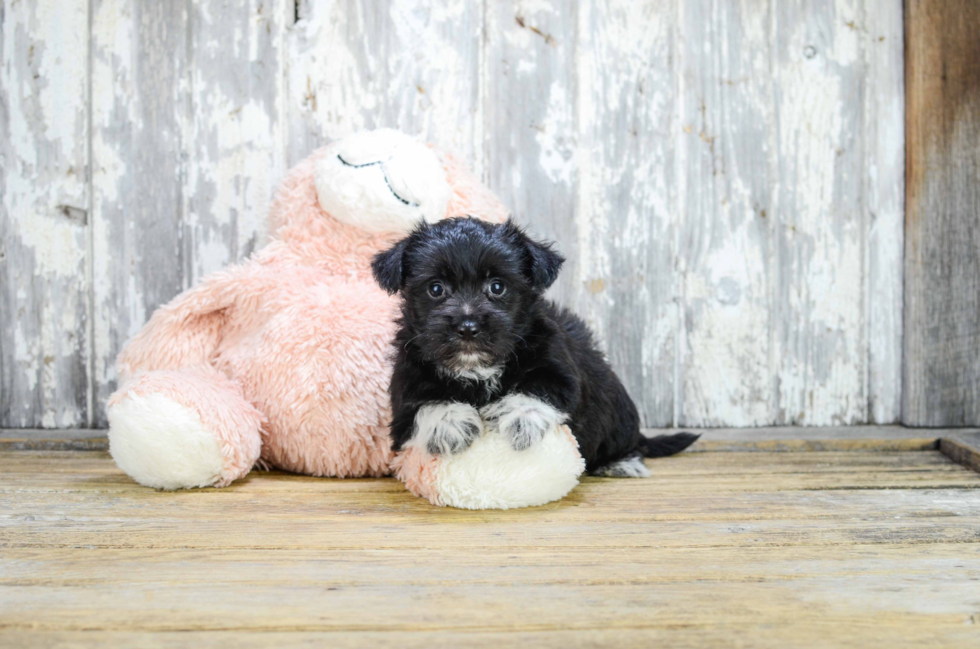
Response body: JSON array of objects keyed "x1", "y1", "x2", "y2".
[
  {"x1": 503, "y1": 219, "x2": 565, "y2": 291},
  {"x1": 372, "y1": 238, "x2": 410, "y2": 294}
]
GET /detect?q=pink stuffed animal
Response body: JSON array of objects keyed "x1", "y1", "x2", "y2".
[{"x1": 108, "y1": 129, "x2": 585, "y2": 509}]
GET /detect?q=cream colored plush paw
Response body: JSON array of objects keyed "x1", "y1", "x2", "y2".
[
  {"x1": 108, "y1": 392, "x2": 225, "y2": 490},
  {"x1": 433, "y1": 425, "x2": 585, "y2": 510}
]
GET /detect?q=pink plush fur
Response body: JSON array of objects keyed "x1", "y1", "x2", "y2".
[
  {"x1": 108, "y1": 367, "x2": 264, "y2": 486},
  {"x1": 391, "y1": 446, "x2": 444, "y2": 506},
  {"x1": 110, "y1": 141, "x2": 508, "y2": 486}
]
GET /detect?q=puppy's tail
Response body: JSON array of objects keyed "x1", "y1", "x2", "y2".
[{"x1": 638, "y1": 432, "x2": 700, "y2": 458}]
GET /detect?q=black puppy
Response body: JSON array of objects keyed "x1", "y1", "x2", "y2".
[{"x1": 371, "y1": 217, "x2": 698, "y2": 477}]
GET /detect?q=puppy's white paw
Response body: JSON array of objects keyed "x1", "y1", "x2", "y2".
[
  {"x1": 481, "y1": 393, "x2": 567, "y2": 451},
  {"x1": 412, "y1": 402, "x2": 482, "y2": 455}
]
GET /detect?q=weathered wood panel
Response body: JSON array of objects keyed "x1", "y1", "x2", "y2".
[
  {"x1": 676, "y1": 0, "x2": 773, "y2": 427},
  {"x1": 89, "y1": 0, "x2": 287, "y2": 426},
  {"x1": 287, "y1": 0, "x2": 484, "y2": 171},
  {"x1": 771, "y1": 0, "x2": 868, "y2": 426},
  {"x1": 183, "y1": 0, "x2": 289, "y2": 280},
  {"x1": 903, "y1": 0, "x2": 980, "y2": 426},
  {"x1": 677, "y1": 0, "x2": 904, "y2": 427},
  {"x1": 90, "y1": 0, "x2": 189, "y2": 428},
  {"x1": 1, "y1": 0, "x2": 907, "y2": 428},
  {"x1": 0, "y1": 0, "x2": 91, "y2": 428},
  {"x1": 866, "y1": 1, "x2": 905, "y2": 424},
  {"x1": 573, "y1": 0, "x2": 678, "y2": 426},
  {"x1": 483, "y1": 0, "x2": 579, "y2": 306},
  {"x1": 482, "y1": 0, "x2": 905, "y2": 426}
]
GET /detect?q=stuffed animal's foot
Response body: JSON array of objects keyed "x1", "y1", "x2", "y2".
[
  {"x1": 411, "y1": 402, "x2": 482, "y2": 455},
  {"x1": 394, "y1": 424, "x2": 586, "y2": 510},
  {"x1": 107, "y1": 368, "x2": 263, "y2": 489},
  {"x1": 480, "y1": 394, "x2": 567, "y2": 451}
]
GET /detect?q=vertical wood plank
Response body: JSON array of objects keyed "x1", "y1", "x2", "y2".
[
  {"x1": 904, "y1": 0, "x2": 980, "y2": 425},
  {"x1": 865, "y1": 0, "x2": 904, "y2": 423},
  {"x1": 770, "y1": 0, "x2": 868, "y2": 425},
  {"x1": 675, "y1": 0, "x2": 904, "y2": 427},
  {"x1": 483, "y1": 0, "x2": 577, "y2": 304},
  {"x1": 182, "y1": 0, "x2": 288, "y2": 280},
  {"x1": 90, "y1": 0, "x2": 187, "y2": 425},
  {"x1": 90, "y1": 0, "x2": 289, "y2": 425},
  {"x1": 287, "y1": 0, "x2": 484, "y2": 170},
  {"x1": 676, "y1": 0, "x2": 774, "y2": 426},
  {"x1": 0, "y1": 0, "x2": 90, "y2": 427},
  {"x1": 574, "y1": 0, "x2": 676, "y2": 426}
]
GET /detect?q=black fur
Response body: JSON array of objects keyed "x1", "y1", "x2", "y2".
[{"x1": 372, "y1": 217, "x2": 699, "y2": 474}]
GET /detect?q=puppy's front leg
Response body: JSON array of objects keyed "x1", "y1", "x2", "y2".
[
  {"x1": 412, "y1": 402, "x2": 482, "y2": 455},
  {"x1": 481, "y1": 393, "x2": 568, "y2": 451}
]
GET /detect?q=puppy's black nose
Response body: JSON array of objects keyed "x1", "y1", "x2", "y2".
[{"x1": 455, "y1": 319, "x2": 480, "y2": 338}]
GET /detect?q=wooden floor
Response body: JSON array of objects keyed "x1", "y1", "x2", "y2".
[{"x1": 2, "y1": 447, "x2": 980, "y2": 648}]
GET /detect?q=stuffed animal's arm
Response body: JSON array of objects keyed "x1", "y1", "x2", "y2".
[{"x1": 115, "y1": 262, "x2": 262, "y2": 380}]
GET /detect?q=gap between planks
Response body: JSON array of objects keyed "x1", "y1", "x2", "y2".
[{"x1": 3, "y1": 427, "x2": 979, "y2": 475}]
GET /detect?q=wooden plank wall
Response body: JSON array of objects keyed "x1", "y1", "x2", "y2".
[
  {"x1": 903, "y1": 0, "x2": 980, "y2": 426},
  {"x1": 1, "y1": 1, "x2": 90, "y2": 428},
  {"x1": 1, "y1": 0, "x2": 905, "y2": 429}
]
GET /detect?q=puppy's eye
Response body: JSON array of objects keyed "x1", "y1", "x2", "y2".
[
  {"x1": 428, "y1": 282, "x2": 445, "y2": 298},
  {"x1": 488, "y1": 280, "x2": 506, "y2": 296}
]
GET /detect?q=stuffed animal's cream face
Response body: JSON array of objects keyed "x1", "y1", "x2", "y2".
[{"x1": 314, "y1": 129, "x2": 453, "y2": 233}]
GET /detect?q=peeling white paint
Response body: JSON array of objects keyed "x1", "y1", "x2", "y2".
[
  {"x1": 773, "y1": 12, "x2": 867, "y2": 425},
  {"x1": 536, "y1": 82, "x2": 575, "y2": 186},
  {"x1": 91, "y1": 0, "x2": 143, "y2": 414},
  {"x1": 865, "y1": 3, "x2": 904, "y2": 424},
  {"x1": 1, "y1": 0, "x2": 90, "y2": 427},
  {"x1": 186, "y1": 95, "x2": 276, "y2": 278}
]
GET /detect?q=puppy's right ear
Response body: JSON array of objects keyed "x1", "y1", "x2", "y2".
[
  {"x1": 372, "y1": 238, "x2": 410, "y2": 295},
  {"x1": 501, "y1": 218, "x2": 565, "y2": 291}
]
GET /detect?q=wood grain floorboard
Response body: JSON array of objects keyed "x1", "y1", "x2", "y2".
[{"x1": 1, "y1": 450, "x2": 978, "y2": 647}]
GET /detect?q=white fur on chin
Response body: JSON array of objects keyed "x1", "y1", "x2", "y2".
[
  {"x1": 437, "y1": 353, "x2": 503, "y2": 395},
  {"x1": 480, "y1": 393, "x2": 568, "y2": 451},
  {"x1": 455, "y1": 352, "x2": 489, "y2": 369},
  {"x1": 410, "y1": 402, "x2": 483, "y2": 455}
]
